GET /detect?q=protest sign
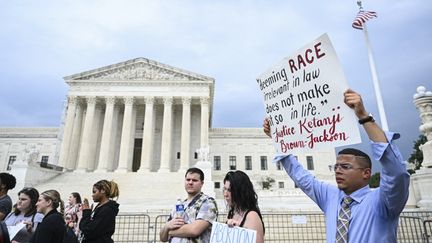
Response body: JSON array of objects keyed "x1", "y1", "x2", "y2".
[
  {"x1": 210, "y1": 222, "x2": 256, "y2": 243},
  {"x1": 7, "y1": 222, "x2": 26, "y2": 241},
  {"x1": 257, "y1": 33, "x2": 361, "y2": 154}
]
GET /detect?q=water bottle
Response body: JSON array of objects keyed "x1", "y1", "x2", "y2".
[{"x1": 175, "y1": 198, "x2": 184, "y2": 218}]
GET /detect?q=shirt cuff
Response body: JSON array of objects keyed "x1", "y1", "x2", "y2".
[
  {"x1": 371, "y1": 131, "x2": 400, "y2": 161},
  {"x1": 273, "y1": 154, "x2": 291, "y2": 164}
]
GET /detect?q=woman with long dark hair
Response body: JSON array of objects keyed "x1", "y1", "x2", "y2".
[
  {"x1": 4, "y1": 188, "x2": 43, "y2": 242},
  {"x1": 79, "y1": 180, "x2": 119, "y2": 243},
  {"x1": 223, "y1": 171, "x2": 265, "y2": 243},
  {"x1": 65, "y1": 192, "x2": 82, "y2": 237}
]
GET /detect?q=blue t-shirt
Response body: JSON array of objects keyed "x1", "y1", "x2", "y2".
[{"x1": 0, "y1": 194, "x2": 12, "y2": 218}]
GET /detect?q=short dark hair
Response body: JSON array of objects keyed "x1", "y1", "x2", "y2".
[
  {"x1": 185, "y1": 167, "x2": 204, "y2": 181},
  {"x1": 0, "y1": 173, "x2": 16, "y2": 191},
  {"x1": 338, "y1": 148, "x2": 372, "y2": 169}
]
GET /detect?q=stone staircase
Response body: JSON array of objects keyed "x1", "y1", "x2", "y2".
[{"x1": 32, "y1": 171, "x2": 188, "y2": 212}]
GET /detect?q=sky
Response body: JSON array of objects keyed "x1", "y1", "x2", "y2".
[{"x1": 0, "y1": 0, "x2": 431, "y2": 167}]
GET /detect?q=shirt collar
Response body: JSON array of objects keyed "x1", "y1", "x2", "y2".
[{"x1": 340, "y1": 184, "x2": 371, "y2": 204}]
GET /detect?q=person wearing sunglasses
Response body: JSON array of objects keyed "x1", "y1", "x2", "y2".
[{"x1": 263, "y1": 89, "x2": 409, "y2": 243}]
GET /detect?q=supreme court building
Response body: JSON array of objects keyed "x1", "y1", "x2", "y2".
[{"x1": 0, "y1": 58, "x2": 336, "y2": 211}]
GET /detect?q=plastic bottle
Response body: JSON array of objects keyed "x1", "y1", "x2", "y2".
[{"x1": 175, "y1": 198, "x2": 184, "y2": 218}]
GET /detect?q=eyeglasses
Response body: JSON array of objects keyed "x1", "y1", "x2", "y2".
[
  {"x1": 222, "y1": 187, "x2": 231, "y2": 193},
  {"x1": 328, "y1": 164, "x2": 366, "y2": 172}
]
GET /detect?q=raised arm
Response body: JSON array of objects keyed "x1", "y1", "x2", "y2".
[
  {"x1": 263, "y1": 117, "x2": 272, "y2": 138},
  {"x1": 343, "y1": 89, "x2": 386, "y2": 142},
  {"x1": 344, "y1": 89, "x2": 409, "y2": 217}
]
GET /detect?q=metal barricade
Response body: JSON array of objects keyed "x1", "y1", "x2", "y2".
[
  {"x1": 263, "y1": 213, "x2": 326, "y2": 242},
  {"x1": 114, "y1": 213, "x2": 151, "y2": 243},
  {"x1": 398, "y1": 216, "x2": 425, "y2": 243},
  {"x1": 402, "y1": 211, "x2": 432, "y2": 219},
  {"x1": 113, "y1": 211, "x2": 432, "y2": 243},
  {"x1": 424, "y1": 220, "x2": 432, "y2": 243},
  {"x1": 153, "y1": 214, "x2": 170, "y2": 243}
]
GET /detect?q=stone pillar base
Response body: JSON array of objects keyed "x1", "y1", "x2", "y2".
[
  {"x1": 94, "y1": 169, "x2": 109, "y2": 173},
  {"x1": 411, "y1": 168, "x2": 432, "y2": 210},
  {"x1": 74, "y1": 168, "x2": 87, "y2": 173},
  {"x1": 158, "y1": 167, "x2": 170, "y2": 173},
  {"x1": 114, "y1": 168, "x2": 129, "y2": 173},
  {"x1": 195, "y1": 160, "x2": 214, "y2": 198}
]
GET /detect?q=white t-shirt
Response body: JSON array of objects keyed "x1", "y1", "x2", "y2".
[{"x1": 4, "y1": 212, "x2": 44, "y2": 227}]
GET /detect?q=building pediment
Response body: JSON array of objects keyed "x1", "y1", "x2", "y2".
[{"x1": 64, "y1": 57, "x2": 213, "y2": 82}]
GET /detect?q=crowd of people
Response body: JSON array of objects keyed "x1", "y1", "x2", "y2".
[
  {"x1": 0, "y1": 90, "x2": 410, "y2": 243},
  {"x1": 0, "y1": 175, "x2": 120, "y2": 243}
]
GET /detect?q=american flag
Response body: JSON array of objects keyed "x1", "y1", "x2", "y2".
[{"x1": 352, "y1": 10, "x2": 377, "y2": 30}]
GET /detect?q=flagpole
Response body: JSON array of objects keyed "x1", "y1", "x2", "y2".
[{"x1": 357, "y1": 0, "x2": 389, "y2": 131}]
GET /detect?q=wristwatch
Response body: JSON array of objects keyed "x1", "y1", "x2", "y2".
[{"x1": 358, "y1": 113, "x2": 375, "y2": 125}]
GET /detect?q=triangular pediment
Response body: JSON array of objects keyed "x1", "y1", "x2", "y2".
[{"x1": 64, "y1": 57, "x2": 213, "y2": 82}]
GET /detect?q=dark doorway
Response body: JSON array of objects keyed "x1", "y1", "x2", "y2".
[{"x1": 132, "y1": 139, "x2": 142, "y2": 172}]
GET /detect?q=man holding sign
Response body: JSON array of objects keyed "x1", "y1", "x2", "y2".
[{"x1": 263, "y1": 89, "x2": 409, "y2": 242}]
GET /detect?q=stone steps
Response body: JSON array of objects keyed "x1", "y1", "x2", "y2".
[{"x1": 34, "y1": 171, "x2": 187, "y2": 212}]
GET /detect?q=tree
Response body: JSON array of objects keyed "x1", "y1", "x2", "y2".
[
  {"x1": 261, "y1": 176, "x2": 275, "y2": 190},
  {"x1": 369, "y1": 172, "x2": 380, "y2": 188},
  {"x1": 408, "y1": 135, "x2": 427, "y2": 174}
]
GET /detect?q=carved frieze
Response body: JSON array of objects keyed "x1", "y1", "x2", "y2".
[{"x1": 75, "y1": 62, "x2": 197, "y2": 81}]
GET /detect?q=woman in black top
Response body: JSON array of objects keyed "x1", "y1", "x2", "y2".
[
  {"x1": 30, "y1": 190, "x2": 65, "y2": 243},
  {"x1": 79, "y1": 180, "x2": 120, "y2": 243},
  {"x1": 223, "y1": 171, "x2": 265, "y2": 243}
]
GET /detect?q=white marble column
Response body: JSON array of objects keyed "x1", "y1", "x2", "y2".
[
  {"x1": 67, "y1": 102, "x2": 83, "y2": 170},
  {"x1": 138, "y1": 97, "x2": 155, "y2": 172},
  {"x1": 180, "y1": 97, "x2": 191, "y2": 170},
  {"x1": 58, "y1": 96, "x2": 77, "y2": 169},
  {"x1": 159, "y1": 96, "x2": 173, "y2": 172},
  {"x1": 109, "y1": 105, "x2": 120, "y2": 171},
  {"x1": 200, "y1": 97, "x2": 210, "y2": 148},
  {"x1": 95, "y1": 97, "x2": 116, "y2": 172},
  {"x1": 76, "y1": 96, "x2": 97, "y2": 172},
  {"x1": 116, "y1": 97, "x2": 135, "y2": 172}
]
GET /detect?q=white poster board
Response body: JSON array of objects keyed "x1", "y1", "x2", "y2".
[
  {"x1": 210, "y1": 222, "x2": 257, "y2": 243},
  {"x1": 7, "y1": 222, "x2": 26, "y2": 240},
  {"x1": 257, "y1": 33, "x2": 361, "y2": 154},
  {"x1": 292, "y1": 215, "x2": 307, "y2": 224}
]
